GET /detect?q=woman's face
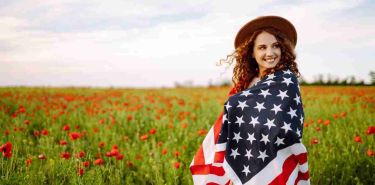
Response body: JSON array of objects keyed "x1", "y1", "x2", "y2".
[{"x1": 252, "y1": 31, "x2": 281, "y2": 76}]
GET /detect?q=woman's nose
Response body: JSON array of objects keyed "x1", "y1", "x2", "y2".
[{"x1": 266, "y1": 48, "x2": 274, "y2": 56}]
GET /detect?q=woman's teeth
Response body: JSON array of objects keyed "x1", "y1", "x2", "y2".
[{"x1": 265, "y1": 58, "x2": 275, "y2": 63}]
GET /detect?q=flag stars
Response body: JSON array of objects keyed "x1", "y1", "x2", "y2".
[
  {"x1": 245, "y1": 149, "x2": 253, "y2": 160},
  {"x1": 241, "y1": 90, "x2": 252, "y2": 97},
  {"x1": 266, "y1": 73, "x2": 276, "y2": 80},
  {"x1": 271, "y1": 104, "x2": 282, "y2": 115},
  {"x1": 249, "y1": 116, "x2": 260, "y2": 127},
  {"x1": 277, "y1": 90, "x2": 289, "y2": 100},
  {"x1": 259, "y1": 89, "x2": 272, "y2": 98},
  {"x1": 233, "y1": 132, "x2": 243, "y2": 143},
  {"x1": 257, "y1": 150, "x2": 269, "y2": 162},
  {"x1": 222, "y1": 114, "x2": 228, "y2": 123},
  {"x1": 242, "y1": 165, "x2": 251, "y2": 176},
  {"x1": 275, "y1": 137, "x2": 285, "y2": 146},
  {"x1": 260, "y1": 134, "x2": 270, "y2": 145},
  {"x1": 287, "y1": 107, "x2": 298, "y2": 119},
  {"x1": 247, "y1": 133, "x2": 256, "y2": 144},
  {"x1": 230, "y1": 148, "x2": 240, "y2": 159},
  {"x1": 264, "y1": 118, "x2": 276, "y2": 130},
  {"x1": 300, "y1": 115, "x2": 304, "y2": 125},
  {"x1": 294, "y1": 94, "x2": 301, "y2": 105},
  {"x1": 235, "y1": 116, "x2": 245, "y2": 127},
  {"x1": 254, "y1": 102, "x2": 266, "y2": 112},
  {"x1": 282, "y1": 77, "x2": 294, "y2": 86},
  {"x1": 283, "y1": 69, "x2": 292, "y2": 75},
  {"x1": 225, "y1": 102, "x2": 232, "y2": 111},
  {"x1": 296, "y1": 128, "x2": 301, "y2": 137},
  {"x1": 237, "y1": 100, "x2": 249, "y2": 111},
  {"x1": 263, "y1": 80, "x2": 275, "y2": 86},
  {"x1": 281, "y1": 122, "x2": 292, "y2": 134}
]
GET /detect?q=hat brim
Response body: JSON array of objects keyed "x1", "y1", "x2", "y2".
[{"x1": 234, "y1": 15, "x2": 297, "y2": 49}]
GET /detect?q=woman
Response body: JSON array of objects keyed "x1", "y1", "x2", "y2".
[{"x1": 190, "y1": 16, "x2": 310, "y2": 185}]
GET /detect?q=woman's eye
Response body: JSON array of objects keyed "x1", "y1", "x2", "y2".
[
  {"x1": 258, "y1": 46, "x2": 265, "y2": 50},
  {"x1": 273, "y1": 44, "x2": 280, "y2": 48}
]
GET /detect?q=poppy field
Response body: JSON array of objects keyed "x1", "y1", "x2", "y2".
[{"x1": 0, "y1": 86, "x2": 374, "y2": 185}]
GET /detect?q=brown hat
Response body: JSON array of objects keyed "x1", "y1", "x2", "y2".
[{"x1": 234, "y1": 15, "x2": 297, "y2": 49}]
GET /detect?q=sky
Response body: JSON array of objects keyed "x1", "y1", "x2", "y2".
[{"x1": 0, "y1": 0, "x2": 374, "y2": 88}]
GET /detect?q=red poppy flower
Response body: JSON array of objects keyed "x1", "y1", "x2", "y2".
[
  {"x1": 94, "y1": 158, "x2": 104, "y2": 165},
  {"x1": 140, "y1": 134, "x2": 148, "y2": 140},
  {"x1": 38, "y1": 154, "x2": 46, "y2": 160},
  {"x1": 127, "y1": 115, "x2": 133, "y2": 121},
  {"x1": 126, "y1": 161, "x2": 134, "y2": 167},
  {"x1": 34, "y1": 131, "x2": 40, "y2": 137},
  {"x1": 82, "y1": 161, "x2": 90, "y2": 168},
  {"x1": 367, "y1": 149, "x2": 374, "y2": 157},
  {"x1": 59, "y1": 140, "x2": 68, "y2": 146},
  {"x1": 4, "y1": 130, "x2": 10, "y2": 136},
  {"x1": 98, "y1": 141, "x2": 105, "y2": 148},
  {"x1": 315, "y1": 127, "x2": 321, "y2": 132},
  {"x1": 174, "y1": 162, "x2": 180, "y2": 169},
  {"x1": 366, "y1": 126, "x2": 375, "y2": 135},
  {"x1": 105, "y1": 152, "x2": 112, "y2": 157},
  {"x1": 116, "y1": 154, "x2": 124, "y2": 160},
  {"x1": 60, "y1": 152, "x2": 71, "y2": 159},
  {"x1": 110, "y1": 149, "x2": 120, "y2": 157},
  {"x1": 0, "y1": 142, "x2": 12, "y2": 158},
  {"x1": 26, "y1": 158, "x2": 32, "y2": 166},
  {"x1": 354, "y1": 135, "x2": 362, "y2": 143},
  {"x1": 174, "y1": 150, "x2": 180, "y2": 157},
  {"x1": 340, "y1": 112, "x2": 347, "y2": 117},
  {"x1": 161, "y1": 149, "x2": 168, "y2": 155},
  {"x1": 76, "y1": 151, "x2": 85, "y2": 158},
  {"x1": 197, "y1": 129, "x2": 208, "y2": 136},
  {"x1": 323, "y1": 120, "x2": 331, "y2": 126},
  {"x1": 63, "y1": 125, "x2": 70, "y2": 131},
  {"x1": 69, "y1": 132, "x2": 81, "y2": 140},
  {"x1": 78, "y1": 168, "x2": 84, "y2": 176},
  {"x1": 311, "y1": 138, "x2": 319, "y2": 145},
  {"x1": 41, "y1": 129, "x2": 48, "y2": 136},
  {"x1": 149, "y1": 128, "x2": 157, "y2": 135},
  {"x1": 24, "y1": 120, "x2": 31, "y2": 125}
]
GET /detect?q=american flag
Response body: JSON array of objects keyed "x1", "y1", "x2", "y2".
[{"x1": 190, "y1": 67, "x2": 310, "y2": 185}]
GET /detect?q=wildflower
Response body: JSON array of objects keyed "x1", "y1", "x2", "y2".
[
  {"x1": 94, "y1": 158, "x2": 104, "y2": 165},
  {"x1": 82, "y1": 161, "x2": 90, "y2": 167},
  {"x1": 69, "y1": 132, "x2": 81, "y2": 140},
  {"x1": 140, "y1": 134, "x2": 148, "y2": 140},
  {"x1": 197, "y1": 129, "x2": 208, "y2": 136},
  {"x1": 116, "y1": 154, "x2": 124, "y2": 160},
  {"x1": 323, "y1": 120, "x2": 331, "y2": 126},
  {"x1": 78, "y1": 168, "x2": 84, "y2": 176},
  {"x1": 311, "y1": 138, "x2": 319, "y2": 145},
  {"x1": 38, "y1": 154, "x2": 46, "y2": 160},
  {"x1": 366, "y1": 126, "x2": 375, "y2": 135},
  {"x1": 41, "y1": 129, "x2": 48, "y2": 136},
  {"x1": 76, "y1": 151, "x2": 85, "y2": 158},
  {"x1": 34, "y1": 131, "x2": 40, "y2": 137},
  {"x1": 126, "y1": 161, "x2": 134, "y2": 167},
  {"x1": 340, "y1": 112, "x2": 347, "y2": 118},
  {"x1": 59, "y1": 140, "x2": 68, "y2": 146},
  {"x1": 60, "y1": 152, "x2": 71, "y2": 159},
  {"x1": 174, "y1": 162, "x2": 180, "y2": 169},
  {"x1": 367, "y1": 149, "x2": 374, "y2": 157},
  {"x1": 354, "y1": 135, "x2": 362, "y2": 143},
  {"x1": 161, "y1": 149, "x2": 168, "y2": 155},
  {"x1": 127, "y1": 115, "x2": 133, "y2": 121},
  {"x1": 149, "y1": 128, "x2": 157, "y2": 135},
  {"x1": 98, "y1": 141, "x2": 105, "y2": 148},
  {"x1": 24, "y1": 120, "x2": 31, "y2": 125},
  {"x1": 174, "y1": 150, "x2": 180, "y2": 157},
  {"x1": 315, "y1": 127, "x2": 321, "y2": 132},
  {"x1": 0, "y1": 142, "x2": 12, "y2": 158},
  {"x1": 63, "y1": 125, "x2": 70, "y2": 131},
  {"x1": 26, "y1": 158, "x2": 32, "y2": 166}
]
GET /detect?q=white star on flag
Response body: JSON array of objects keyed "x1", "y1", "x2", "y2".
[
  {"x1": 225, "y1": 102, "x2": 232, "y2": 110},
  {"x1": 257, "y1": 150, "x2": 269, "y2": 162},
  {"x1": 260, "y1": 134, "x2": 270, "y2": 145},
  {"x1": 247, "y1": 133, "x2": 256, "y2": 144},
  {"x1": 241, "y1": 90, "x2": 252, "y2": 97},
  {"x1": 245, "y1": 149, "x2": 253, "y2": 160},
  {"x1": 237, "y1": 100, "x2": 249, "y2": 110},
  {"x1": 233, "y1": 132, "x2": 243, "y2": 143},
  {"x1": 235, "y1": 116, "x2": 245, "y2": 127},
  {"x1": 283, "y1": 69, "x2": 292, "y2": 75},
  {"x1": 294, "y1": 94, "x2": 301, "y2": 105},
  {"x1": 282, "y1": 77, "x2": 294, "y2": 86},
  {"x1": 287, "y1": 107, "x2": 298, "y2": 119},
  {"x1": 300, "y1": 115, "x2": 304, "y2": 125},
  {"x1": 281, "y1": 122, "x2": 292, "y2": 134},
  {"x1": 242, "y1": 165, "x2": 251, "y2": 176},
  {"x1": 254, "y1": 102, "x2": 266, "y2": 112},
  {"x1": 230, "y1": 148, "x2": 240, "y2": 159},
  {"x1": 263, "y1": 80, "x2": 275, "y2": 86},
  {"x1": 248, "y1": 116, "x2": 260, "y2": 127},
  {"x1": 275, "y1": 137, "x2": 285, "y2": 146},
  {"x1": 271, "y1": 104, "x2": 282, "y2": 114},
  {"x1": 264, "y1": 118, "x2": 276, "y2": 129},
  {"x1": 259, "y1": 89, "x2": 272, "y2": 98},
  {"x1": 277, "y1": 90, "x2": 289, "y2": 100},
  {"x1": 266, "y1": 73, "x2": 276, "y2": 80}
]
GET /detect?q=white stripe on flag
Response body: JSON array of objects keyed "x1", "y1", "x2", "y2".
[
  {"x1": 202, "y1": 126, "x2": 215, "y2": 164},
  {"x1": 286, "y1": 163, "x2": 299, "y2": 185},
  {"x1": 192, "y1": 174, "x2": 230, "y2": 185},
  {"x1": 297, "y1": 179, "x2": 311, "y2": 185},
  {"x1": 215, "y1": 143, "x2": 227, "y2": 152}
]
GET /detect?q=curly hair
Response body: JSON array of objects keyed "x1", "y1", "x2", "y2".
[{"x1": 219, "y1": 27, "x2": 301, "y2": 93}]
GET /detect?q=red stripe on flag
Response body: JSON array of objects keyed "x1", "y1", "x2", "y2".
[
  {"x1": 294, "y1": 171, "x2": 310, "y2": 185},
  {"x1": 214, "y1": 151, "x2": 225, "y2": 163},
  {"x1": 269, "y1": 152, "x2": 307, "y2": 185},
  {"x1": 213, "y1": 112, "x2": 224, "y2": 144},
  {"x1": 190, "y1": 164, "x2": 226, "y2": 176},
  {"x1": 193, "y1": 145, "x2": 205, "y2": 165}
]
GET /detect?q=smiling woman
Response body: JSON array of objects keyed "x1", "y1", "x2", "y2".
[{"x1": 190, "y1": 15, "x2": 310, "y2": 185}]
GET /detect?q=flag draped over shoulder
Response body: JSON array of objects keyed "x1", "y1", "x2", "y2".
[{"x1": 190, "y1": 67, "x2": 310, "y2": 185}]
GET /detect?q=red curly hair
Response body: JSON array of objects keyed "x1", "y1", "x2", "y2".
[{"x1": 220, "y1": 27, "x2": 301, "y2": 93}]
